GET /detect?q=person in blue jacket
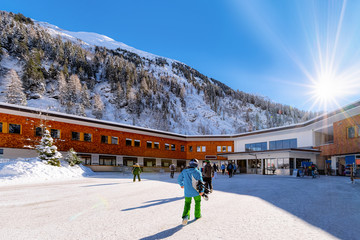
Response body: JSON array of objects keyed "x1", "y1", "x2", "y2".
[{"x1": 178, "y1": 158, "x2": 204, "y2": 225}]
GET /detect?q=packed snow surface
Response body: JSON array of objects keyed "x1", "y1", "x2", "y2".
[{"x1": 1, "y1": 165, "x2": 360, "y2": 240}]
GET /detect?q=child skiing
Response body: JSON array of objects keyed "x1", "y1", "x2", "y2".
[{"x1": 177, "y1": 159, "x2": 204, "y2": 225}]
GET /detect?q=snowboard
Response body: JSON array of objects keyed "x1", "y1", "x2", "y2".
[{"x1": 192, "y1": 177, "x2": 210, "y2": 201}]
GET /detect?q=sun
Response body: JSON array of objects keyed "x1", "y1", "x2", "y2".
[{"x1": 312, "y1": 74, "x2": 340, "y2": 102}]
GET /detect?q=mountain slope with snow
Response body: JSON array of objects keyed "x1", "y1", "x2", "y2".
[{"x1": 0, "y1": 11, "x2": 317, "y2": 135}]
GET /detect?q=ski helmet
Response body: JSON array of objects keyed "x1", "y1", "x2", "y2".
[{"x1": 189, "y1": 159, "x2": 199, "y2": 168}]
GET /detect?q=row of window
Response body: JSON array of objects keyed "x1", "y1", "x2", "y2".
[
  {"x1": 245, "y1": 139, "x2": 297, "y2": 152},
  {"x1": 0, "y1": 122, "x2": 232, "y2": 153}
]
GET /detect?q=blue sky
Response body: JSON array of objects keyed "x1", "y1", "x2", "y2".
[{"x1": 3, "y1": 0, "x2": 360, "y2": 112}]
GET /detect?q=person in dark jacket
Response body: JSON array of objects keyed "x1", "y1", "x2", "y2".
[
  {"x1": 227, "y1": 162, "x2": 233, "y2": 178},
  {"x1": 169, "y1": 163, "x2": 176, "y2": 178},
  {"x1": 132, "y1": 163, "x2": 141, "y2": 182},
  {"x1": 213, "y1": 163, "x2": 218, "y2": 179},
  {"x1": 203, "y1": 160, "x2": 214, "y2": 192},
  {"x1": 178, "y1": 159, "x2": 204, "y2": 225}
]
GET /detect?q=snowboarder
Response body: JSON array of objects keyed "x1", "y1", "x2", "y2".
[
  {"x1": 169, "y1": 163, "x2": 176, "y2": 178},
  {"x1": 132, "y1": 163, "x2": 141, "y2": 182},
  {"x1": 178, "y1": 159, "x2": 204, "y2": 225},
  {"x1": 203, "y1": 160, "x2": 214, "y2": 192}
]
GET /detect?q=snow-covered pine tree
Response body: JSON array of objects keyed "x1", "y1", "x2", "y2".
[
  {"x1": 36, "y1": 129, "x2": 62, "y2": 166},
  {"x1": 5, "y1": 69, "x2": 27, "y2": 105},
  {"x1": 92, "y1": 94, "x2": 104, "y2": 119},
  {"x1": 65, "y1": 148, "x2": 82, "y2": 166}
]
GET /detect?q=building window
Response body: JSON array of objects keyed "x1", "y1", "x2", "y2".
[
  {"x1": 72, "y1": 132, "x2": 80, "y2": 141},
  {"x1": 228, "y1": 146, "x2": 232, "y2": 152},
  {"x1": 269, "y1": 139, "x2": 297, "y2": 150},
  {"x1": 189, "y1": 146, "x2": 193, "y2": 152},
  {"x1": 202, "y1": 146, "x2": 206, "y2": 152},
  {"x1": 222, "y1": 146, "x2": 227, "y2": 152},
  {"x1": 171, "y1": 144, "x2": 176, "y2": 151},
  {"x1": 197, "y1": 146, "x2": 201, "y2": 152},
  {"x1": 111, "y1": 137, "x2": 118, "y2": 144},
  {"x1": 101, "y1": 135, "x2": 108, "y2": 144},
  {"x1": 217, "y1": 146, "x2": 221, "y2": 152},
  {"x1": 0, "y1": 149, "x2": 3, "y2": 155},
  {"x1": 9, "y1": 124, "x2": 21, "y2": 134},
  {"x1": 161, "y1": 159, "x2": 172, "y2": 167},
  {"x1": 84, "y1": 133, "x2": 92, "y2": 142},
  {"x1": 348, "y1": 126, "x2": 356, "y2": 138},
  {"x1": 99, "y1": 155, "x2": 116, "y2": 166},
  {"x1": 126, "y1": 138, "x2": 132, "y2": 146},
  {"x1": 144, "y1": 158, "x2": 156, "y2": 167},
  {"x1": 147, "y1": 141, "x2": 152, "y2": 148},
  {"x1": 181, "y1": 145, "x2": 185, "y2": 152},
  {"x1": 245, "y1": 142, "x2": 267, "y2": 152},
  {"x1": 154, "y1": 142, "x2": 160, "y2": 149},
  {"x1": 79, "y1": 154, "x2": 91, "y2": 165},
  {"x1": 51, "y1": 129, "x2": 60, "y2": 139},
  {"x1": 0, "y1": 123, "x2": 2, "y2": 133},
  {"x1": 35, "y1": 127, "x2": 44, "y2": 137},
  {"x1": 134, "y1": 140, "x2": 140, "y2": 147},
  {"x1": 165, "y1": 143, "x2": 170, "y2": 150}
]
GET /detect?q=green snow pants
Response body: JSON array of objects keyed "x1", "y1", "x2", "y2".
[
  {"x1": 182, "y1": 195, "x2": 201, "y2": 219},
  {"x1": 133, "y1": 174, "x2": 141, "y2": 182}
]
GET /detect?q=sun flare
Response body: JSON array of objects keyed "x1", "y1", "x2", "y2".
[{"x1": 312, "y1": 75, "x2": 341, "y2": 102}]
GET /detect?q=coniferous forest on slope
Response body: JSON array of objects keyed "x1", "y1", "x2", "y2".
[{"x1": 0, "y1": 11, "x2": 318, "y2": 135}]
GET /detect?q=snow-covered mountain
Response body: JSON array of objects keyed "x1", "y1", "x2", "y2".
[{"x1": 0, "y1": 11, "x2": 317, "y2": 135}]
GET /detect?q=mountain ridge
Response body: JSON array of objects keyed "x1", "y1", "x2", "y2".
[{"x1": 0, "y1": 11, "x2": 317, "y2": 135}]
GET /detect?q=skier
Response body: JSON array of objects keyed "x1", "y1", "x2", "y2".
[
  {"x1": 132, "y1": 163, "x2": 141, "y2": 182},
  {"x1": 169, "y1": 163, "x2": 176, "y2": 178},
  {"x1": 203, "y1": 160, "x2": 214, "y2": 192},
  {"x1": 178, "y1": 159, "x2": 204, "y2": 225}
]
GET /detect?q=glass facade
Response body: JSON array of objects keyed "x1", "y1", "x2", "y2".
[
  {"x1": 269, "y1": 139, "x2": 297, "y2": 150},
  {"x1": 245, "y1": 142, "x2": 267, "y2": 152}
]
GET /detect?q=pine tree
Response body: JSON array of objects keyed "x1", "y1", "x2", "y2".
[
  {"x1": 65, "y1": 148, "x2": 82, "y2": 166},
  {"x1": 5, "y1": 69, "x2": 27, "y2": 105},
  {"x1": 36, "y1": 129, "x2": 62, "y2": 166}
]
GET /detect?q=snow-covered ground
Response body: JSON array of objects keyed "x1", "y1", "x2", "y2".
[
  {"x1": 1, "y1": 161, "x2": 360, "y2": 240},
  {"x1": 0, "y1": 158, "x2": 93, "y2": 185}
]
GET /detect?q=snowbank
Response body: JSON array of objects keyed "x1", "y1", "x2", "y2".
[{"x1": 0, "y1": 158, "x2": 93, "y2": 185}]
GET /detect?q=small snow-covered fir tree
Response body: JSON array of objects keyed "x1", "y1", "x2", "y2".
[
  {"x1": 36, "y1": 129, "x2": 62, "y2": 166},
  {"x1": 65, "y1": 148, "x2": 82, "y2": 166}
]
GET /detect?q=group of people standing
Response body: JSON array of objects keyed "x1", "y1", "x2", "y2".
[{"x1": 220, "y1": 162, "x2": 238, "y2": 178}]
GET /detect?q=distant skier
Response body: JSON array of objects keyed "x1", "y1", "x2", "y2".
[
  {"x1": 132, "y1": 163, "x2": 141, "y2": 182},
  {"x1": 178, "y1": 159, "x2": 204, "y2": 225},
  {"x1": 169, "y1": 163, "x2": 176, "y2": 178}
]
